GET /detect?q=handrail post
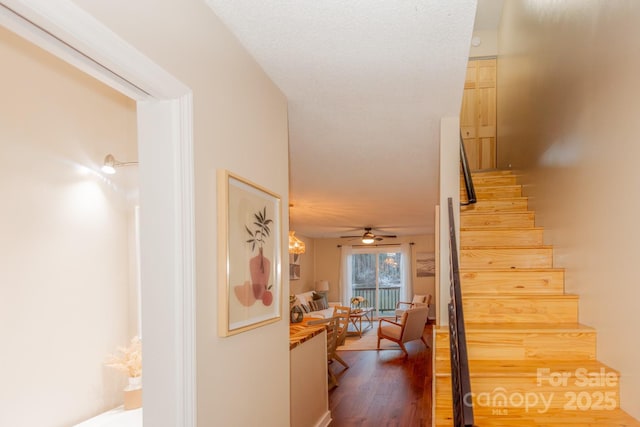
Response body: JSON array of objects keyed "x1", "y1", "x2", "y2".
[{"x1": 460, "y1": 133, "x2": 477, "y2": 205}]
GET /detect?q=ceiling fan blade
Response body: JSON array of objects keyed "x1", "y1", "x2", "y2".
[{"x1": 340, "y1": 228, "x2": 397, "y2": 241}]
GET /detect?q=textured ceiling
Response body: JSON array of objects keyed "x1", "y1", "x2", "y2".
[{"x1": 206, "y1": 0, "x2": 479, "y2": 238}]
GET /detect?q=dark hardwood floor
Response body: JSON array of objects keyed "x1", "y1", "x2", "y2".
[{"x1": 328, "y1": 324, "x2": 433, "y2": 427}]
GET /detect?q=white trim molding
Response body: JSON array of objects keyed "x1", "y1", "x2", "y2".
[
  {"x1": 175, "y1": 93, "x2": 196, "y2": 427},
  {"x1": 0, "y1": 1, "x2": 196, "y2": 426},
  {"x1": 438, "y1": 116, "x2": 461, "y2": 327}
]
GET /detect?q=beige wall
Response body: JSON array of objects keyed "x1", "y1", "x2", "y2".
[
  {"x1": 313, "y1": 235, "x2": 436, "y2": 318},
  {"x1": 498, "y1": 1, "x2": 640, "y2": 418},
  {"x1": 313, "y1": 238, "x2": 343, "y2": 303},
  {"x1": 0, "y1": 26, "x2": 138, "y2": 426},
  {"x1": 70, "y1": 1, "x2": 291, "y2": 425}
]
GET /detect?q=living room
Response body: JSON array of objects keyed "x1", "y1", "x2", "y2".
[{"x1": 289, "y1": 233, "x2": 436, "y2": 322}]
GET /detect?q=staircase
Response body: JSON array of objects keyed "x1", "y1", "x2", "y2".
[{"x1": 434, "y1": 170, "x2": 640, "y2": 426}]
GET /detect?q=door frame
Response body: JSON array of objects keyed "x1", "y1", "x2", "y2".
[{"x1": 0, "y1": 1, "x2": 196, "y2": 426}]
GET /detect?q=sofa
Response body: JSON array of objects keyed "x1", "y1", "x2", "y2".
[{"x1": 293, "y1": 291, "x2": 337, "y2": 319}]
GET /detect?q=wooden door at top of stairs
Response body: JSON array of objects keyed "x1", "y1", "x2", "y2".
[{"x1": 460, "y1": 58, "x2": 496, "y2": 171}]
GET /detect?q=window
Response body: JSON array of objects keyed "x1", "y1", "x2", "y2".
[{"x1": 351, "y1": 250, "x2": 403, "y2": 316}]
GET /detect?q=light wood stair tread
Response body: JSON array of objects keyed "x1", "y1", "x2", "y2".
[
  {"x1": 461, "y1": 269, "x2": 566, "y2": 295},
  {"x1": 460, "y1": 267, "x2": 564, "y2": 273},
  {"x1": 461, "y1": 210, "x2": 534, "y2": 215},
  {"x1": 462, "y1": 294, "x2": 578, "y2": 300},
  {"x1": 465, "y1": 322, "x2": 594, "y2": 332},
  {"x1": 460, "y1": 211, "x2": 536, "y2": 228},
  {"x1": 435, "y1": 322, "x2": 595, "y2": 333},
  {"x1": 461, "y1": 175, "x2": 517, "y2": 184},
  {"x1": 470, "y1": 169, "x2": 516, "y2": 177},
  {"x1": 469, "y1": 409, "x2": 640, "y2": 427},
  {"x1": 461, "y1": 210, "x2": 535, "y2": 216},
  {"x1": 461, "y1": 226, "x2": 543, "y2": 231},
  {"x1": 435, "y1": 359, "x2": 618, "y2": 377},
  {"x1": 461, "y1": 199, "x2": 530, "y2": 212},
  {"x1": 461, "y1": 185, "x2": 522, "y2": 195},
  {"x1": 460, "y1": 184, "x2": 522, "y2": 190},
  {"x1": 461, "y1": 197, "x2": 529, "y2": 203},
  {"x1": 461, "y1": 244, "x2": 553, "y2": 249}
]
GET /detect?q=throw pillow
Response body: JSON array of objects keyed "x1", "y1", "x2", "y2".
[
  {"x1": 299, "y1": 303, "x2": 311, "y2": 313},
  {"x1": 412, "y1": 294, "x2": 427, "y2": 304},
  {"x1": 309, "y1": 297, "x2": 328, "y2": 311},
  {"x1": 298, "y1": 291, "x2": 315, "y2": 306},
  {"x1": 312, "y1": 292, "x2": 324, "y2": 300}
]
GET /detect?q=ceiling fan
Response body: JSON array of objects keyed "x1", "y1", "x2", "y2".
[{"x1": 340, "y1": 227, "x2": 397, "y2": 244}]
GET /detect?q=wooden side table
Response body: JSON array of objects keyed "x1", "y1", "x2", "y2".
[{"x1": 348, "y1": 307, "x2": 373, "y2": 337}]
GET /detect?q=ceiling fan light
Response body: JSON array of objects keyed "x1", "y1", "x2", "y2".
[{"x1": 361, "y1": 231, "x2": 375, "y2": 244}]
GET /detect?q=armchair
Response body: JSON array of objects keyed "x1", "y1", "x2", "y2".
[
  {"x1": 395, "y1": 294, "x2": 432, "y2": 321},
  {"x1": 377, "y1": 305, "x2": 429, "y2": 357}
]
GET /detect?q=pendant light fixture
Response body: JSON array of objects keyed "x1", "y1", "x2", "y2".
[{"x1": 288, "y1": 231, "x2": 306, "y2": 254}]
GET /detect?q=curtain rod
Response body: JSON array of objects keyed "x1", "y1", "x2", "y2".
[{"x1": 337, "y1": 242, "x2": 414, "y2": 248}]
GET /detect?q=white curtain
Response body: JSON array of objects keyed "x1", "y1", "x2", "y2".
[
  {"x1": 399, "y1": 243, "x2": 413, "y2": 302},
  {"x1": 340, "y1": 245, "x2": 353, "y2": 305}
]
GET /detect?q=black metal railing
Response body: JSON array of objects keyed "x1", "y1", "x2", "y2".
[
  {"x1": 351, "y1": 286, "x2": 400, "y2": 312},
  {"x1": 448, "y1": 197, "x2": 474, "y2": 427},
  {"x1": 460, "y1": 132, "x2": 477, "y2": 206}
]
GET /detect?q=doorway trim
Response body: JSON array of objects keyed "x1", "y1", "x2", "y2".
[{"x1": 0, "y1": 1, "x2": 196, "y2": 426}]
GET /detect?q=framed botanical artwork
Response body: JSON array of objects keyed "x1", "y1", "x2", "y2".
[
  {"x1": 415, "y1": 252, "x2": 436, "y2": 277},
  {"x1": 218, "y1": 170, "x2": 282, "y2": 336}
]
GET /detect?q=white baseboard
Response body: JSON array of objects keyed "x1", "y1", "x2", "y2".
[{"x1": 314, "y1": 410, "x2": 332, "y2": 427}]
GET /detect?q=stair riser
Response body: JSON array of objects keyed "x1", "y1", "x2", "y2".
[
  {"x1": 461, "y1": 198, "x2": 528, "y2": 212},
  {"x1": 461, "y1": 186, "x2": 522, "y2": 200},
  {"x1": 463, "y1": 297, "x2": 578, "y2": 323},
  {"x1": 460, "y1": 212, "x2": 535, "y2": 228},
  {"x1": 471, "y1": 170, "x2": 516, "y2": 178},
  {"x1": 434, "y1": 332, "x2": 596, "y2": 361},
  {"x1": 461, "y1": 247, "x2": 553, "y2": 269},
  {"x1": 461, "y1": 175, "x2": 518, "y2": 186},
  {"x1": 460, "y1": 270, "x2": 564, "y2": 295},
  {"x1": 461, "y1": 229, "x2": 544, "y2": 247}
]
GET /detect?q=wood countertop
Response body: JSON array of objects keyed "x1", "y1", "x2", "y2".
[{"x1": 289, "y1": 321, "x2": 325, "y2": 350}]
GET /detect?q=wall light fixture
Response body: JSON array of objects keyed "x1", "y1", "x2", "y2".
[{"x1": 101, "y1": 154, "x2": 138, "y2": 174}]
